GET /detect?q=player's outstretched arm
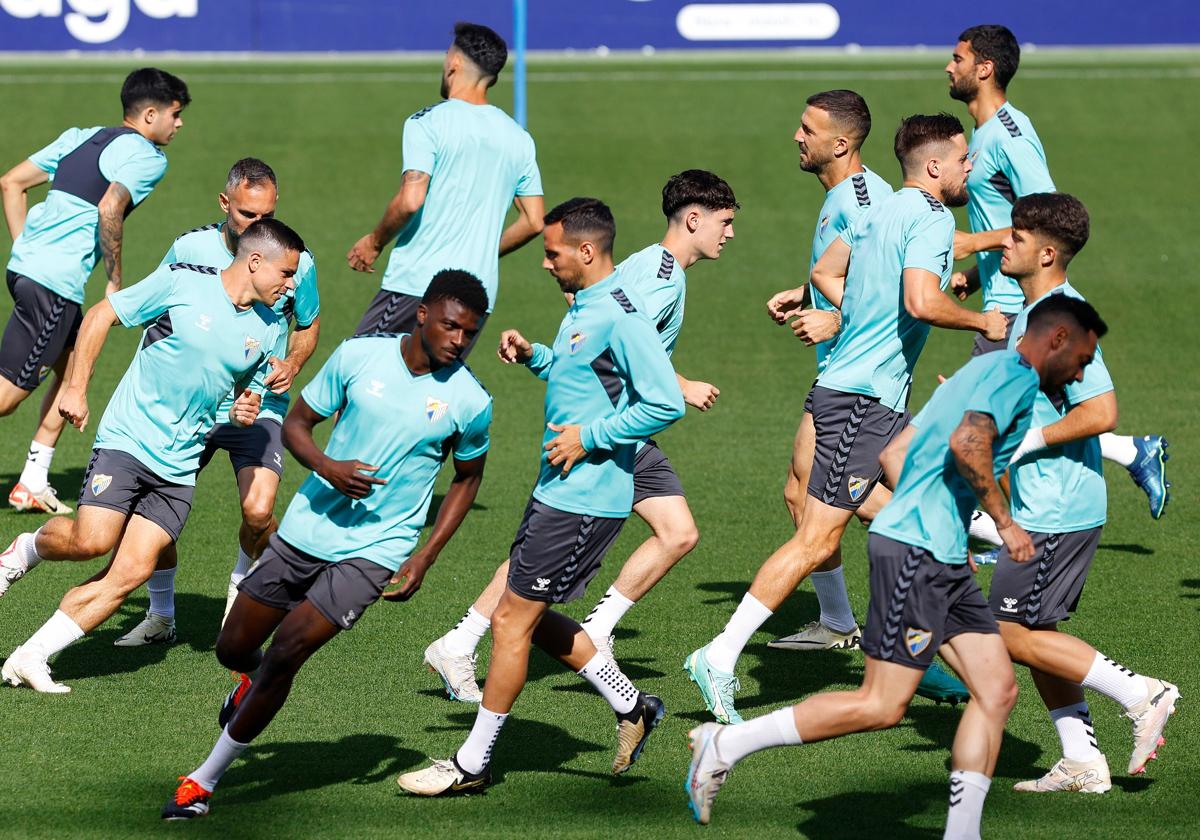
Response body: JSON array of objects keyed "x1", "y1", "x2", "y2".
[
  {"x1": 809, "y1": 238, "x2": 850, "y2": 309},
  {"x1": 97, "y1": 182, "x2": 132, "y2": 295},
  {"x1": 903, "y1": 268, "x2": 1007, "y2": 340},
  {"x1": 949, "y1": 266, "x2": 981, "y2": 301},
  {"x1": 347, "y1": 170, "x2": 430, "y2": 272},
  {"x1": 950, "y1": 410, "x2": 1033, "y2": 563},
  {"x1": 384, "y1": 452, "x2": 487, "y2": 602},
  {"x1": 499, "y1": 194, "x2": 545, "y2": 256},
  {"x1": 282, "y1": 396, "x2": 386, "y2": 499},
  {"x1": 1011, "y1": 391, "x2": 1118, "y2": 464},
  {"x1": 954, "y1": 227, "x2": 1009, "y2": 260},
  {"x1": 677, "y1": 373, "x2": 719, "y2": 412},
  {"x1": 57, "y1": 298, "x2": 122, "y2": 431},
  {"x1": 0, "y1": 159, "x2": 49, "y2": 241}
]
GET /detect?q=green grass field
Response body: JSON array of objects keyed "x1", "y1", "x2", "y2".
[{"x1": 1, "y1": 51, "x2": 1197, "y2": 838}]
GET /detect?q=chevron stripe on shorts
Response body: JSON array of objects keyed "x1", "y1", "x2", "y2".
[
  {"x1": 879, "y1": 546, "x2": 923, "y2": 660},
  {"x1": 821, "y1": 395, "x2": 872, "y2": 504}
]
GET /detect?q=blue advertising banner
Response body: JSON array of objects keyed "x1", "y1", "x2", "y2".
[{"x1": 1, "y1": 1, "x2": 1196, "y2": 52}]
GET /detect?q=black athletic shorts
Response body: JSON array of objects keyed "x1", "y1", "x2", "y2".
[
  {"x1": 239, "y1": 534, "x2": 393, "y2": 630},
  {"x1": 970, "y1": 312, "x2": 1020, "y2": 356},
  {"x1": 807, "y1": 385, "x2": 908, "y2": 511},
  {"x1": 354, "y1": 290, "x2": 489, "y2": 359},
  {"x1": 199, "y1": 418, "x2": 285, "y2": 478},
  {"x1": 632, "y1": 440, "x2": 685, "y2": 505},
  {"x1": 77, "y1": 448, "x2": 194, "y2": 541},
  {"x1": 507, "y1": 498, "x2": 626, "y2": 604},
  {"x1": 989, "y1": 527, "x2": 1102, "y2": 626},
  {"x1": 0, "y1": 270, "x2": 82, "y2": 390},
  {"x1": 861, "y1": 533, "x2": 998, "y2": 670}
]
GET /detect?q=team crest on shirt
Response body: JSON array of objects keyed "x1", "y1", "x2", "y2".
[
  {"x1": 91, "y1": 474, "x2": 112, "y2": 496},
  {"x1": 819, "y1": 215, "x2": 830, "y2": 233},
  {"x1": 243, "y1": 335, "x2": 261, "y2": 361},
  {"x1": 846, "y1": 475, "x2": 869, "y2": 502},
  {"x1": 569, "y1": 332, "x2": 587, "y2": 354},
  {"x1": 426, "y1": 396, "x2": 449, "y2": 422},
  {"x1": 905, "y1": 627, "x2": 932, "y2": 657}
]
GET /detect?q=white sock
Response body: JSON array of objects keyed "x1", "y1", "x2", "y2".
[
  {"x1": 231, "y1": 548, "x2": 254, "y2": 586},
  {"x1": 24, "y1": 609, "x2": 85, "y2": 659},
  {"x1": 19, "y1": 442, "x2": 55, "y2": 493},
  {"x1": 944, "y1": 769, "x2": 991, "y2": 840},
  {"x1": 190, "y1": 728, "x2": 250, "y2": 791},
  {"x1": 707, "y1": 592, "x2": 773, "y2": 673},
  {"x1": 811, "y1": 567, "x2": 856, "y2": 633},
  {"x1": 1082, "y1": 652, "x2": 1148, "y2": 711},
  {"x1": 455, "y1": 706, "x2": 508, "y2": 774},
  {"x1": 442, "y1": 608, "x2": 491, "y2": 658},
  {"x1": 1099, "y1": 433, "x2": 1137, "y2": 467},
  {"x1": 578, "y1": 652, "x2": 639, "y2": 715},
  {"x1": 1050, "y1": 703, "x2": 1101, "y2": 762},
  {"x1": 11, "y1": 530, "x2": 44, "y2": 571},
  {"x1": 580, "y1": 585, "x2": 635, "y2": 640},
  {"x1": 968, "y1": 510, "x2": 1003, "y2": 547},
  {"x1": 714, "y1": 707, "x2": 803, "y2": 766},
  {"x1": 147, "y1": 567, "x2": 177, "y2": 620}
]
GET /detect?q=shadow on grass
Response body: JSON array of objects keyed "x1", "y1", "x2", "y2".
[
  {"x1": 1098, "y1": 543, "x2": 1154, "y2": 556},
  {"x1": 430, "y1": 712, "x2": 613, "y2": 784},
  {"x1": 795, "y1": 782, "x2": 944, "y2": 838},
  {"x1": 1181, "y1": 578, "x2": 1200, "y2": 600}
]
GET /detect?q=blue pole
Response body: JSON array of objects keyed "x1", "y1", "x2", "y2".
[{"x1": 513, "y1": 0, "x2": 527, "y2": 127}]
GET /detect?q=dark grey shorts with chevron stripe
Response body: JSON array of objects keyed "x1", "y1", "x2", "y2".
[
  {"x1": 860, "y1": 533, "x2": 998, "y2": 670},
  {"x1": 0, "y1": 270, "x2": 82, "y2": 391},
  {"x1": 632, "y1": 439, "x2": 685, "y2": 505},
  {"x1": 354, "y1": 289, "x2": 489, "y2": 359},
  {"x1": 507, "y1": 498, "x2": 626, "y2": 604},
  {"x1": 806, "y1": 385, "x2": 908, "y2": 511},
  {"x1": 988, "y1": 526, "x2": 1102, "y2": 626}
]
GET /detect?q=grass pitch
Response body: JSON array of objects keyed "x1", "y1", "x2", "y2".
[{"x1": 1, "y1": 51, "x2": 1197, "y2": 838}]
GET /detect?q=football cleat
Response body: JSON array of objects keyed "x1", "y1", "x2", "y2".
[
  {"x1": 0, "y1": 533, "x2": 39, "y2": 598},
  {"x1": 218, "y1": 672, "x2": 252, "y2": 729},
  {"x1": 767, "y1": 620, "x2": 861, "y2": 651},
  {"x1": 970, "y1": 546, "x2": 1001, "y2": 566},
  {"x1": 915, "y1": 662, "x2": 970, "y2": 706},
  {"x1": 1013, "y1": 755, "x2": 1112, "y2": 793},
  {"x1": 1126, "y1": 677, "x2": 1180, "y2": 774},
  {"x1": 1, "y1": 645, "x2": 70, "y2": 693},
  {"x1": 161, "y1": 777, "x2": 211, "y2": 820},
  {"x1": 686, "y1": 722, "x2": 732, "y2": 825},
  {"x1": 684, "y1": 646, "x2": 744, "y2": 724},
  {"x1": 113, "y1": 612, "x2": 177, "y2": 647},
  {"x1": 397, "y1": 757, "x2": 490, "y2": 796},
  {"x1": 1127, "y1": 435, "x2": 1170, "y2": 519},
  {"x1": 424, "y1": 637, "x2": 483, "y2": 703},
  {"x1": 8, "y1": 482, "x2": 73, "y2": 515},
  {"x1": 613, "y1": 692, "x2": 665, "y2": 774}
]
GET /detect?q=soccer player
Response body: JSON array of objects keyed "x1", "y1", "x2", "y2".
[
  {"x1": 986, "y1": 193, "x2": 1179, "y2": 792},
  {"x1": 422, "y1": 170, "x2": 737, "y2": 703},
  {"x1": 0, "y1": 220, "x2": 300, "y2": 693},
  {"x1": 397, "y1": 198, "x2": 685, "y2": 795},
  {"x1": 346, "y1": 21, "x2": 543, "y2": 350},
  {"x1": 685, "y1": 114, "x2": 1007, "y2": 725},
  {"x1": 112, "y1": 158, "x2": 321, "y2": 646},
  {"x1": 685, "y1": 294, "x2": 1108, "y2": 834},
  {"x1": 0, "y1": 67, "x2": 190, "y2": 515},
  {"x1": 946, "y1": 24, "x2": 1170, "y2": 519},
  {"x1": 160, "y1": 271, "x2": 493, "y2": 820}
]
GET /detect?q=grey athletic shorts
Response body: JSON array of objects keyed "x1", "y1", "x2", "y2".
[
  {"x1": 354, "y1": 290, "x2": 489, "y2": 359},
  {"x1": 0, "y1": 270, "x2": 82, "y2": 391},
  {"x1": 200, "y1": 418, "x2": 285, "y2": 478},
  {"x1": 632, "y1": 440, "x2": 685, "y2": 505},
  {"x1": 970, "y1": 312, "x2": 1020, "y2": 356},
  {"x1": 989, "y1": 527, "x2": 1102, "y2": 626},
  {"x1": 77, "y1": 448, "x2": 194, "y2": 541},
  {"x1": 861, "y1": 534, "x2": 998, "y2": 670},
  {"x1": 507, "y1": 498, "x2": 626, "y2": 604},
  {"x1": 807, "y1": 385, "x2": 908, "y2": 511},
  {"x1": 239, "y1": 534, "x2": 393, "y2": 630}
]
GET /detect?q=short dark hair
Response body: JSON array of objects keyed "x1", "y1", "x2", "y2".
[
  {"x1": 422, "y1": 269, "x2": 489, "y2": 318},
  {"x1": 1011, "y1": 193, "x2": 1090, "y2": 264},
  {"x1": 806, "y1": 89, "x2": 872, "y2": 144},
  {"x1": 225, "y1": 158, "x2": 277, "y2": 194},
  {"x1": 544, "y1": 197, "x2": 616, "y2": 255},
  {"x1": 958, "y1": 24, "x2": 1021, "y2": 90},
  {"x1": 237, "y1": 218, "x2": 305, "y2": 257},
  {"x1": 1027, "y1": 294, "x2": 1108, "y2": 340},
  {"x1": 121, "y1": 67, "x2": 190, "y2": 117},
  {"x1": 894, "y1": 113, "x2": 965, "y2": 174},
  {"x1": 662, "y1": 170, "x2": 739, "y2": 219},
  {"x1": 453, "y1": 22, "x2": 508, "y2": 84}
]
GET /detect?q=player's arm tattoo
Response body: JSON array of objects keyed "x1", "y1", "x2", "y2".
[
  {"x1": 949, "y1": 410, "x2": 1014, "y2": 528},
  {"x1": 98, "y1": 182, "x2": 132, "y2": 291}
]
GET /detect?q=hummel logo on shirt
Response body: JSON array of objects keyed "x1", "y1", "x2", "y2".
[
  {"x1": 195, "y1": 314, "x2": 212, "y2": 331},
  {"x1": 366, "y1": 380, "x2": 385, "y2": 398}
]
